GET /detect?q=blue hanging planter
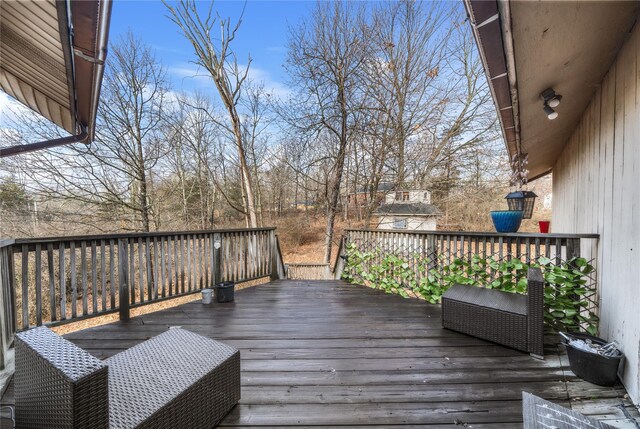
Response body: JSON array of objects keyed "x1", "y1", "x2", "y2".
[{"x1": 490, "y1": 210, "x2": 523, "y2": 233}]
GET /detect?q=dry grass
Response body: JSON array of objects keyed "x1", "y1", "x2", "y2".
[{"x1": 274, "y1": 211, "x2": 364, "y2": 264}]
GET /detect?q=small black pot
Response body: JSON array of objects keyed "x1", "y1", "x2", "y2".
[
  {"x1": 561, "y1": 333, "x2": 623, "y2": 386},
  {"x1": 215, "y1": 281, "x2": 235, "y2": 303}
]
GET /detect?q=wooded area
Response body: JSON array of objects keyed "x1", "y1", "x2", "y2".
[{"x1": 0, "y1": 1, "x2": 518, "y2": 262}]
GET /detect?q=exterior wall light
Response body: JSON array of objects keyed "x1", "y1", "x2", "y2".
[
  {"x1": 543, "y1": 104, "x2": 558, "y2": 120},
  {"x1": 540, "y1": 88, "x2": 562, "y2": 120}
]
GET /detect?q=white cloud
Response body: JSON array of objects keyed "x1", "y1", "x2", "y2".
[
  {"x1": 169, "y1": 64, "x2": 214, "y2": 89},
  {"x1": 245, "y1": 65, "x2": 291, "y2": 99},
  {"x1": 169, "y1": 62, "x2": 291, "y2": 99}
]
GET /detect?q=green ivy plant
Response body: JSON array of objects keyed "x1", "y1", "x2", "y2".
[{"x1": 341, "y1": 243, "x2": 598, "y2": 334}]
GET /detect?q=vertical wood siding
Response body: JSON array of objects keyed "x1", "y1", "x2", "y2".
[{"x1": 552, "y1": 23, "x2": 640, "y2": 403}]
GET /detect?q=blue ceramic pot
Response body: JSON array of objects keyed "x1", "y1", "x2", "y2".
[{"x1": 490, "y1": 210, "x2": 523, "y2": 233}]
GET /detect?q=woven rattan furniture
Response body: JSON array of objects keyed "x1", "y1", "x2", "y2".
[
  {"x1": 442, "y1": 267, "x2": 544, "y2": 357},
  {"x1": 15, "y1": 326, "x2": 109, "y2": 428},
  {"x1": 522, "y1": 392, "x2": 614, "y2": 428},
  {"x1": 15, "y1": 326, "x2": 240, "y2": 429}
]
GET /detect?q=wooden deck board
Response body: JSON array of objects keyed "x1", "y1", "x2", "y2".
[{"x1": 2, "y1": 280, "x2": 639, "y2": 427}]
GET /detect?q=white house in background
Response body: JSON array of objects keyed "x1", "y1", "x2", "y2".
[
  {"x1": 374, "y1": 190, "x2": 440, "y2": 230},
  {"x1": 466, "y1": 0, "x2": 640, "y2": 403}
]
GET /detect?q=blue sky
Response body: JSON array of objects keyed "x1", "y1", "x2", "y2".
[{"x1": 110, "y1": 0, "x2": 315, "y2": 95}]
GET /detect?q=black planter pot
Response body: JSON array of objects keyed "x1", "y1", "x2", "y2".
[
  {"x1": 215, "y1": 281, "x2": 235, "y2": 303},
  {"x1": 561, "y1": 333, "x2": 623, "y2": 386}
]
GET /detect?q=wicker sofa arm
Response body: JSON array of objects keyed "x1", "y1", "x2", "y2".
[
  {"x1": 526, "y1": 267, "x2": 545, "y2": 357},
  {"x1": 15, "y1": 326, "x2": 109, "y2": 429}
]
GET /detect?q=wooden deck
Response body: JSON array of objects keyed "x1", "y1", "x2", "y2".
[{"x1": 2, "y1": 280, "x2": 639, "y2": 427}]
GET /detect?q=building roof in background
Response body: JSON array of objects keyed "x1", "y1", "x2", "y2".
[
  {"x1": 0, "y1": 0, "x2": 112, "y2": 148},
  {"x1": 353, "y1": 182, "x2": 395, "y2": 194},
  {"x1": 464, "y1": 0, "x2": 638, "y2": 180},
  {"x1": 374, "y1": 203, "x2": 441, "y2": 217}
]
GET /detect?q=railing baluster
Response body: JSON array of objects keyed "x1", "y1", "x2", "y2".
[
  {"x1": 129, "y1": 239, "x2": 135, "y2": 305},
  {"x1": 81, "y1": 241, "x2": 88, "y2": 316},
  {"x1": 47, "y1": 244, "x2": 55, "y2": 322},
  {"x1": 138, "y1": 237, "x2": 144, "y2": 303},
  {"x1": 109, "y1": 239, "x2": 116, "y2": 309},
  {"x1": 204, "y1": 234, "x2": 209, "y2": 288},
  {"x1": 35, "y1": 244, "x2": 42, "y2": 326},
  {"x1": 200, "y1": 235, "x2": 205, "y2": 289},
  {"x1": 91, "y1": 241, "x2": 98, "y2": 314},
  {"x1": 179, "y1": 235, "x2": 185, "y2": 293},
  {"x1": 21, "y1": 245, "x2": 29, "y2": 329},
  {"x1": 174, "y1": 235, "x2": 180, "y2": 294},
  {"x1": 118, "y1": 239, "x2": 130, "y2": 321},
  {"x1": 70, "y1": 242, "x2": 77, "y2": 318},
  {"x1": 162, "y1": 236, "x2": 173, "y2": 296},
  {"x1": 100, "y1": 240, "x2": 106, "y2": 312},
  {"x1": 59, "y1": 243, "x2": 66, "y2": 320},
  {"x1": 145, "y1": 237, "x2": 152, "y2": 301},
  {"x1": 156, "y1": 236, "x2": 163, "y2": 299},
  {"x1": 187, "y1": 234, "x2": 192, "y2": 292},
  {"x1": 195, "y1": 234, "x2": 199, "y2": 289}
]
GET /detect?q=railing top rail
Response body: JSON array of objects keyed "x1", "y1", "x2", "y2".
[
  {"x1": 344, "y1": 228, "x2": 600, "y2": 240},
  {"x1": 8, "y1": 227, "x2": 276, "y2": 247},
  {"x1": 0, "y1": 239, "x2": 16, "y2": 249}
]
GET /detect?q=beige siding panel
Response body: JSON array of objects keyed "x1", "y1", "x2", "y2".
[
  {"x1": 552, "y1": 24, "x2": 640, "y2": 404},
  {"x1": 1, "y1": 5, "x2": 60, "y2": 53},
  {"x1": 0, "y1": 45, "x2": 68, "y2": 101},
  {"x1": 47, "y1": 98, "x2": 62, "y2": 128},
  {"x1": 0, "y1": 0, "x2": 75, "y2": 134},
  {"x1": 33, "y1": 87, "x2": 52, "y2": 122}
]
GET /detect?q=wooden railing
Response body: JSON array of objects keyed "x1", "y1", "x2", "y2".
[
  {"x1": 0, "y1": 240, "x2": 15, "y2": 371},
  {"x1": 344, "y1": 229, "x2": 600, "y2": 272},
  {"x1": 287, "y1": 263, "x2": 332, "y2": 280},
  {"x1": 0, "y1": 228, "x2": 282, "y2": 341},
  {"x1": 343, "y1": 229, "x2": 599, "y2": 302}
]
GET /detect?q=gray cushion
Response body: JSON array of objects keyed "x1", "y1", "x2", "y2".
[
  {"x1": 522, "y1": 392, "x2": 615, "y2": 429},
  {"x1": 443, "y1": 284, "x2": 527, "y2": 315}
]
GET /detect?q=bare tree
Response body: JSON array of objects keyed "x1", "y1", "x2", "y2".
[
  {"x1": 368, "y1": 1, "x2": 453, "y2": 187},
  {"x1": 285, "y1": 1, "x2": 369, "y2": 263},
  {"x1": 165, "y1": 0, "x2": 259, "y2": 227},
  {"x1": 6, "y1": 33, "x2": 168, "y2": 232}
]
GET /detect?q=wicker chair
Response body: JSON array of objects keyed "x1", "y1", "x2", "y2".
[
  {"x1": 15, "y1": 326, "x2": 240, "y2": 429},
  {"x1": 522, "y1": 392, "x2": 614, "y2": 428},
  {"x1": 442, "y1": 267, "x2": 544, "y2": 357}
]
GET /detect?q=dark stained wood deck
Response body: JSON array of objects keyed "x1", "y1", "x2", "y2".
[{"x1": 2, "y1": 280, "x2": 639, "y2": 427}]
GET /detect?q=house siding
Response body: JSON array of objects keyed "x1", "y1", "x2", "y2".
[
  {"x1": 377, "y1": 216, "x2": 437, "y2": 231},
  {"x1": 384, "y1": 190, "x2": 431, "y2": 205},
  {"x1": 553, "y1": 23, "x2": 640, "y2": 403}
]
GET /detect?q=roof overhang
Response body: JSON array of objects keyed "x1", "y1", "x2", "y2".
[
  {"x1": 0, "y1": 0, "x2": 112, "y2": 156},
  {"x1": 465, "y1": 0, "x2": 639, "y2": 180}
]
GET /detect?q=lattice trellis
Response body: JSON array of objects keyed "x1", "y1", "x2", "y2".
[{"x1": 343, "y1": 229, "x2": 599, "y2": 333}]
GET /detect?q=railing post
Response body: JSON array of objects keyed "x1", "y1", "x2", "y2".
[
  {"x1": 212, "y1": 233, "x2": 222, "y2": 286},
  {"x1": 566, "y1": 238, "x2": 581, "y2": 261},
  {"x1": 118, "y1": 239, "x2": 130, "y2": 321},
  {"x1": 0, "y1": 247, "x2": 11, "y2": 370},
  {"x1": 270, "y1": 230, "x2": 279, "y2": 281},
  {"x1": 333, "y1": 235, "x2": 347, "y2": 280}
]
